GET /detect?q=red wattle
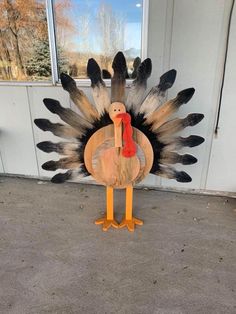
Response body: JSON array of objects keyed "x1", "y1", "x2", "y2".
[{"x1": 116, "y1": 113, "x2": 136, "y2": 158}]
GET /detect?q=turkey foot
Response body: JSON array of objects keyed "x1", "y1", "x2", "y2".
[
  {"x1": 95, "y1": 217, "x2": 119, "y2": 231},
  {"x1": 119, "y1": 217, "x2": 143, "y2": 232}
]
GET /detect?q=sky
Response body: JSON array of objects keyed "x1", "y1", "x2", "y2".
[{"x1": 59, "y1": 0, "x2": 143, "y2": 54}]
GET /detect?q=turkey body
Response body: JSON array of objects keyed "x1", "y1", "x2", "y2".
[{"x1": 84, "y1": 124, "x2": 153, "y2": 188}]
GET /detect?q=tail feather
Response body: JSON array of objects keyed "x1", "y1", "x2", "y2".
[
  {"x1": 60, "y1": 73, "x2": 98, "y2": 121},
  {"x1": 51, "y1": 170, "x2": 73, "y2": 183},
  {"x1": 160, "y1": 151, "x2": 197, "y2": 165},
  {"x1": 102, "y1": 69, "x2": 111, "y2": 79},
  {"x1": 139, "y1": 69, "x2": 177, "y2": 116},
  {"x1": 87, "y1": 58, "x2": 110, "y2": 115},
  {"x1": 162, "y1": 135, "x2": 205, "y2": 151},
  {"x1": 111, "y1": 51, "x2": 127, "y2": 103},
  {"x1": 42, "y1": 156, "x2": 80, "y2": 171},
  {"x1": 34, "y1": 119, "x2": 81, "y2": 139},
  {"x1": 51, "y1": 168, "x2": 88, "y2": 183},
  {"x1": 126, "y1": 58, "x2": 152, "y2": 111},
  {"x1": 154, "y1": 165, "x2": 192, "y2": 182},
  {"x1": 155, "y1": 113, "x2": 204, "y2": 138},
  {"x1": 131, "y1": 57, "x2": 141, "y2": 79},
  {"x1": 37, "y1": 141, "x2": 79, "y2": 156},
  {"x1": 43, "y1": 98, "x2": 92, "y2": 131},
  {"x1": 147, "y1": 88, "x2": 195, "y2": 129}
]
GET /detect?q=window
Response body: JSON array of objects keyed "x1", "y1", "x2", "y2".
[
  {"x1": 0, "y1": 0, "x2": 146, "y2": 82},
  {"x1": 54, "y1": 0, "x2": 144, "y2": 79},
  {"x1": 0, "y1": 0, "x2": 51, "y2": 81}
]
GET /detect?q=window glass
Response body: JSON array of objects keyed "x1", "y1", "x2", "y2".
[
  {"x1": 0, "y1": 0, "x2": 51, "y2": 81},
  {"x1": 54, "y1": 0, "x2": 143, "y2": 79}
]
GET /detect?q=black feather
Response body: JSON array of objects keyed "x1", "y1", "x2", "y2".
[
  {"x1": 136, "y1": 58, "x2": 152, "y2": 83},
  {"x1": 34, "y1": 118, "x2": 55, "y2": 131},
  {"x1": 182, "y1": 154, "x2": 197, "y2": 165},
  {"x1": 87, "y1": 58, "x2": 103, "y2": 87},
  {"x1": 43, "y1": 98, "x2": 62, "y2": 114},
  {"x1": 102, "y1": 69, "x2": 111, "y2": 79},
  {"x1": 60, "y1": 73, "x2": 77, "y2": 93},
  {"x1": 176, "y1": 171, "x2": 192, "y2": 182},
  {"x1": 112, "y1": 51, "x2": 127, "y2": 74},
  {"x1": 51, "y1": 171, "x2": 72, "y2": 183},
  {"x1": 42, "y1": 160, "x2": 58, "y2": 171},
  {"x1": 183, "y1": 113, "x2": 204, "y2": 127},
  {"x1": 180, "y1": 135, "x2": 205, "y2": 147},
  {"x1": 37, "y1": 141, "x2": 56, "y2": 153},
  {"x1": 159, "y1": 69, "x2": 177, "y2": 91},
  {"x1": 176, "y1": 88, "x2": 195, "y2": 103},
  {"x1": 131, "y1": 57, "x2": 141, "y2": 79}
]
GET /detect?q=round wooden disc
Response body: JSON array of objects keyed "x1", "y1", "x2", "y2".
[
  {"x1": 84, "y1": 124, "x2": 154, "y2": 188},
  {"x1": 93, "y1": 146, "x2": 140, "y2": 188}
]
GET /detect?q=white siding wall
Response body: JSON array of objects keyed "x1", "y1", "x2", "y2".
[
  {"x1": 206, "y1": 4, "x2": 236, "y2": 193},
  {"x1": 0, "y1": 0, "x2": 235, "y2": 193}
]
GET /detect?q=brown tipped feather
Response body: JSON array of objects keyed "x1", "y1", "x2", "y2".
[
  {"x1": 87, "y1": 58, "x2": 110, "y2": 115},
  {"x1": 111, "y1": 51, "x2": 127, "y2": 103},
  {"x1": 131, "y1": 57, "x2": 141, "y2": 79},
  {"x1": 43, "y1": 98, "x2": 92, "y2": 131},
  {"x1": 34, "y1": 119, "x2": 82, "y2": 139},
  {"x1": 162, "y1": 135, "x2": 205, "y2": 151},
  {"x1": 147, "y1": 88, "x2": 195, "y2": 128},
  {"x1": 139, "y1": 69, "x2": 177, "y2": 116},
  {"x1": 37, "y1": 141, "x2": 79, "y2": 156},
  {"x1": 154, "y1": 165, "x2": 192, "y2": 182},
  {"x1": 42, "y1": 156, "x2": 80, "y2": 171},
  {"x1": 60, "y1": 73, "x2": 98, "y2": 121},
  {"x1": 160, "y1": 151, "x2": 197, "y2": 165},
  {"x1": 155, "y1": 113, "x2": 204, "y2": 137},
  {"x1": 126, "y1": 58, "x2": 152, "y2": 111}
]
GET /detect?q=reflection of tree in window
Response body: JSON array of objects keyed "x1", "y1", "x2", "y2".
[
  {"x1": 0, "y1": 0, "x2": 73, "y2": 81},
  {"x1": 54, "y1": 0, "x2": 142, "y2": 79}
]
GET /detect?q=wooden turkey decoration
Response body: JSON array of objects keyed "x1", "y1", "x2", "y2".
[{"x1": 35, "y1": 52, "x2": 205, "y2": 232}]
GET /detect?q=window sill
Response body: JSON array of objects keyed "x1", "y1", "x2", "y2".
[{"x1": 0, "y1": 79, "x2": 133, "y2": 88}]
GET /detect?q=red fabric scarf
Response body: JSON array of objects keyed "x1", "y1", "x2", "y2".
[{"x1": 117, "y1": 113, "x2": 136, "y2": 157}]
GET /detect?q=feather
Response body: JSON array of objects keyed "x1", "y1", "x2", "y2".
[
  {"x1": 43, "y1": 98, "x2": 92, "y2": 131},
  {"x1": 160, "y1": 151, "x2": 197, "y2": 165},
  {"x1": 162, "y1": 135, "x2": 205, "y2": 151},
  {"x1": 147, "y1": 88, "x2": 195, "y2": 129},
  {"x1": 34, "y1": 119, "x2": 81, "y2": 139},
  {"x1": 51, "y1": 170, "x2": 73, "y2": 183},
  {"x1": 111, "y1": 51, "x2": 127, "y2": 103},
  {"x1": 42, "y1": 156, "x2": 80, "y2": 171},
  {"x1": 156, "y1": 113, "x2": 204, "y2": 138},
  {"x1": 87, "y1": 58, "x2": 110, "y2": 115},
  {"x1": 102, "y1": 69, "x2": 111, "y2": 79},
  {"x1": 60, "y1": 73, "x2": 98, "y2": 121},
  {"x1": 51, "y1": 168, "x2": 88, "y2": 183},
  {"x1": 126, "y1": 58, "x2": 152, "y2": 111},
  {"x1": 154, "y1": 165, "x2": 192, "y2": 182},
  {"x1": 139, "y1": 69, "x2": 177, "y2": 116},
  {"x1": 37, "y1": 141, "x2": 79, "y2": 156},
  {"x1": 131, "y1": 57, "x2": 141, "y2": 79}
]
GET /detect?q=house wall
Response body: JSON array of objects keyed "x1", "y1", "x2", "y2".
[{"x1": 0, "y1": 0, "x2": 235, "y2": 193}]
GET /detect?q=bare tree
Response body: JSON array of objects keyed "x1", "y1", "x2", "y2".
[{"x1": 98, "y1": 2, "x2": 125, "y2": 69}]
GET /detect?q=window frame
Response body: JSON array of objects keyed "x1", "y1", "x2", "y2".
[{"x1": 0, "y1": 0, "x2": 149, "y2": 87}]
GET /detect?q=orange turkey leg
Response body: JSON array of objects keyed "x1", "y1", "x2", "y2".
[
  {"x1": 119, "y1": 185, "x2": 143, "y2": 232},
  {"x1": 95, "y1": 186, "x2": 119, "y2": 231}
]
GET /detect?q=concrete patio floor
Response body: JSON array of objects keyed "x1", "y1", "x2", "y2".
[{"x1": 0, "y1": 177, "x2": 235, "y2": 314}]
